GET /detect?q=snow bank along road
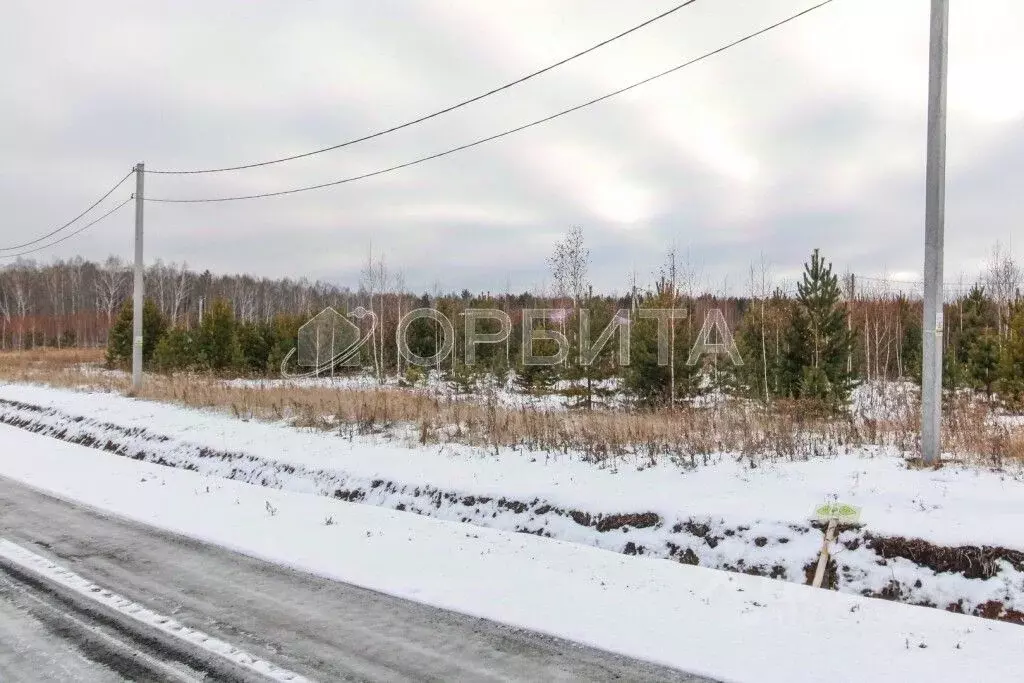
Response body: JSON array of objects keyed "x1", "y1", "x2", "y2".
[
  {"x1": 0, "y1": 568, "x2": 142, "y2": 683},
  {"x1": 0, "y1": 396, "x2": 1022, "y2": 682},
  {"x1": 0, "y1": 473, "x2": 705, "y2": 682},
  {"x1": 2, "y1": 384, "x2": 1022, "y2": 622},
  {"x1": 0, "y1": 535, "x2": 310, "y2": 682}
]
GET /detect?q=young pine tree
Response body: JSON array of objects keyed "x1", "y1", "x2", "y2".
[
  {"x1": 267, "y1": 314, "x2": 304, "y2": 375},
  {"x1": 106, "y1": 299, "x2": 167, "y2": 369},
  {"x1": 623, "y1": 290, "x2": 698, "y2": 407},
  {"x1": 900, "y1": 318, "x2": 924, "y2": 385},
  {"x1": 514, "y1": 327, "x2": 561, "y2": 395},
  {"x1": 152, "y1": 328, "x2": 197, "y2": 373},
  {"x1": 782, "y1": 249, "x2": 854, "y2": 404},
  {"x1": 969, "y1": 331, "x2": 1001, "y2": 398},
  {"x1": 999, "y1": 304, "x2": 1024, "y2": 408},
  {"x1": 779, "y1": 302, "x2": 811, "y2": 398},
  {"x1": 236, "y1": 322, "x2": 273, "y2": 375},
  {"x1": 955, "y1": 286, "x2": 1000, "y2": 396},
  {"x1": 733, "y1": 295, "x2": 787, "y2": 401},
  {"x1": 196, "y1": 298, "x2": 241, "y2": 371},
  {"x1": 562, "y1": 300, "x2": 621, "y2": 410}
]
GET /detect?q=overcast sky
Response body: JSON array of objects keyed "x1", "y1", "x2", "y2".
[{"x1": 2, "y1": 0, "x2": 1022, "y2": 295}]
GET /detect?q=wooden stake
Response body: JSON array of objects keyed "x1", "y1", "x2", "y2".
[{"x1": 812, "y1": 518, "x2": 838, "y2": 589}]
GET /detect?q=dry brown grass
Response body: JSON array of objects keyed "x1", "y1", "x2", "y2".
[
  {"x1": 943, "y1": 398, "x2": 1024, "y2": 467},
  {"x1": 1, "y1": 349, "x2": 1021, "y2": 467},
  {"x1": 0, "y1": 347, "x2": 105, "y2": 374}
]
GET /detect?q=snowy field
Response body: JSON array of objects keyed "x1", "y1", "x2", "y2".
[
  {"x1": 0, "y1": 421, "x2": 1022, "y2": 682},
  {"x1": 0, "y1": 382, "x2": 1022, "y2": 626}
]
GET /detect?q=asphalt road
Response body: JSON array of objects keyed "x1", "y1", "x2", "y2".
[
  {"x1": 0, "y1": 475, "x2": 710, "y2": 682},
  {"x1": 0, "y1": 576, "x2": 126, "y2": 683}
]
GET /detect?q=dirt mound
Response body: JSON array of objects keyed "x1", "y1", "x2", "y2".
[{"x1": 865, "y1": 534, "x2": 1024, "y2": 579}]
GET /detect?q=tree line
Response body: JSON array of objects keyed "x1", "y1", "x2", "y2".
[
  {"x1": 0, "y1": 256, "x2": 354, "y2": 350},
  {"x1": 4, "y1": 236, "x2": 1023, "y2": 409}
]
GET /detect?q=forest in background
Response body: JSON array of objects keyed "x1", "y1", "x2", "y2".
[{"x1": 2, "y1": 231, "x2": 1023, "y2": 408}]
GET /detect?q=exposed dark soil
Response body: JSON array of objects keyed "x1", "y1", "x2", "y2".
[
  {"x1": 864, "y1": 534, "x2": 1024, "y2": 579},
  {"x1": 2, "y1": 397, "x2": 1022, "y2": 627},
  {"x1": 803, "y1": 558, "x2": 838, "y2": 590}
]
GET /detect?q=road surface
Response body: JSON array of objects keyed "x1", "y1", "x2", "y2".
[
  {"x1": 0, "y1": 575, "x2": 126, "y2": 683},
  {"x1": 0, "y1": 475, "x2": 709, "y2": 682}
]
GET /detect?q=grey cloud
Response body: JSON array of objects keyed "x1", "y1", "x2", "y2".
[{"x1": 2, "y1": 0, "x2": 1022, "y2": 296}]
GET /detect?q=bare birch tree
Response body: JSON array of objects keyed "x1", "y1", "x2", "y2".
[{"x1": 96, "y1": 256, "x2": 127, "y2": 332}]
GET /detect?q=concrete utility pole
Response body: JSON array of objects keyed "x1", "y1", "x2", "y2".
[
  {"x1": 131, "y1": 163, "x2": 145, "y2": 393},
  {"x1": 921, "y1": 0, "x2": 949, "y2": 465}
]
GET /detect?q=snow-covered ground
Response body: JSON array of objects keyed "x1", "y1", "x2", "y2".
[
  {"x1": 1, "y1": 382, "x2": 1022, "y2": 624},
  {"x1": 0, "y1": 422, "x2": 1021, "y2": 683},
  {"x1": 850, "y1": 380, "x2": 919, "y2": 422}
]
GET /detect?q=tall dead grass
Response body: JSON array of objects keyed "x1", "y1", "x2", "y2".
[
  {"x1": 1, "y1": 348, "x2": 1021, "y2": 467},
  {"x1": 0, "y1": 347, "x2": 105, "y2": 374}
]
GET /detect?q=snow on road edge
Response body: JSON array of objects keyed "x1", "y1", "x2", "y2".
[
  {"x1": 1, "y1": 390, "x2": 1022, "y2": 621},
  {"x1": 0, "y1": 537, "x2": 309, "y2": 682},
  {"x1": 0, "y1": 424, "x2": 1021, "y2": 683}
]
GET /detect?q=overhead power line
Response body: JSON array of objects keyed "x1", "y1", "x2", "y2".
[
  {"x1": 148, "y1": 0, "x2": 835, "y2": 203},
  {"x1": 854, "y1": 274, "x2": 972, "y2": 288},
  {"x1": 0, "y1": 195, "x2": 133, "y2": 260},
  {"x1": 147, "y1": 0, "x2": 701, "y2": 175},
  {"x1": 0, "y1": 170, "x2": 134, "y2": 251}
]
